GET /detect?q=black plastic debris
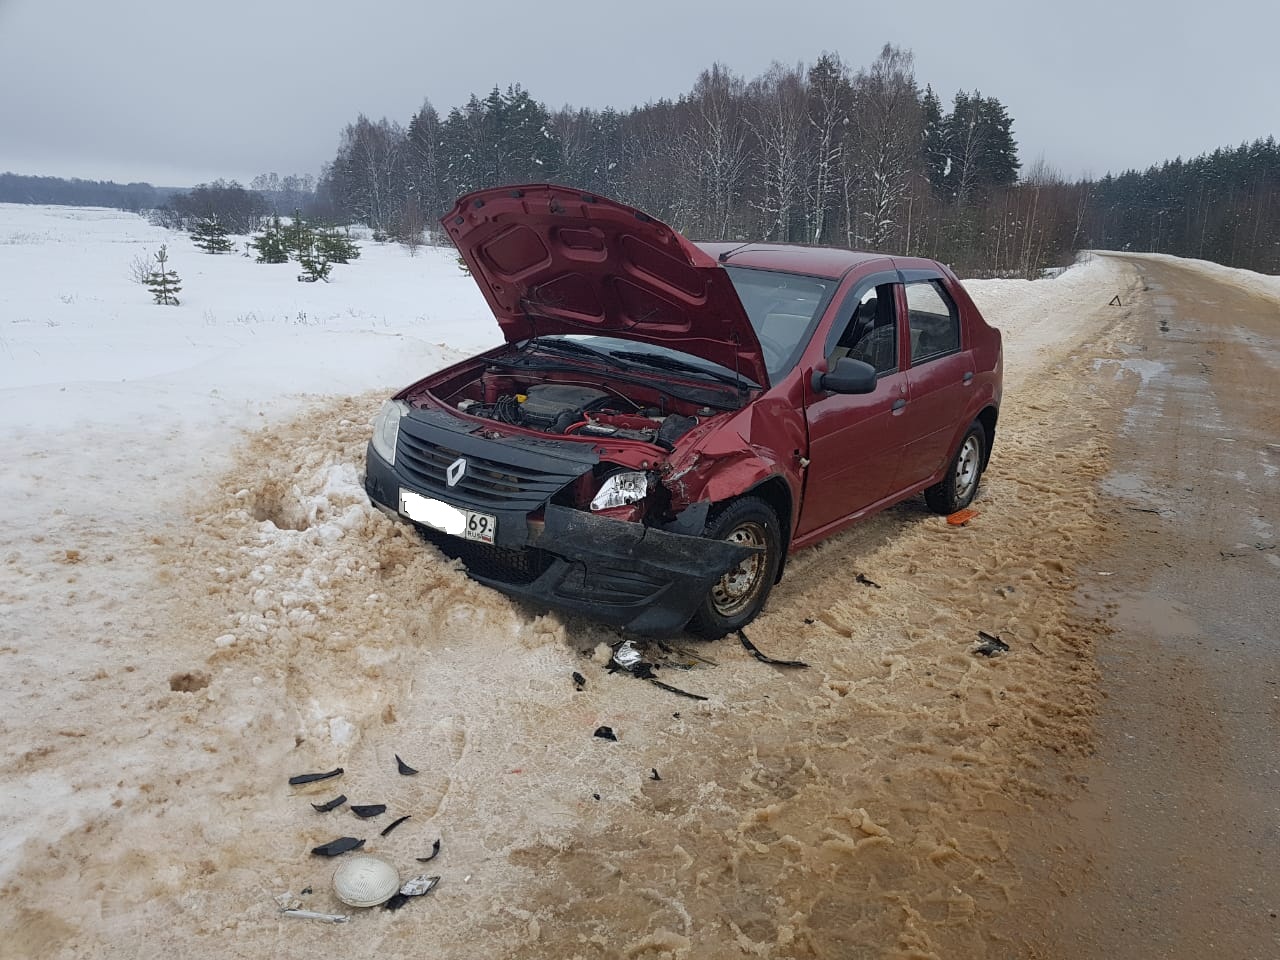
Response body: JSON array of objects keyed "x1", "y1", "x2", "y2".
[
  {"x1": 300, "y1": 886, "x2": 313, "y2": 895},
  {"x1": 289, "y1": 767, "x2": 343, "y2": 786},
  {"x1": 672, "y1": 712, "x2": 681, "y2": 719},
  {"x1": 650, "y1": 768, "x2": 662, "y2": 781},
  {"x1": 572, "y1": 671, "x2": 586, "y2": 690},
  {"x1": 415, "y1": 838, "x2": 442, "y2": 863},
  {"x1": 594, "y1": 726, "x2": 618, "y2": 742},
  {"x1": 384, "y1": 875, "x2": 440, "y2": 911},
  {"x1": 311, "y1": 794, "x2": 347, "y2": 813},
  {"x1": 737, "y1": 630, "x2": 809, "y2": 668},
  {"x1": 650, "y1": 678, "x2": 708, "y2": 701},
  {"x1": 395, "y1": 754, "x2": 419, "y2": 776},
  {"x1": 592, "y1": 792, "x2": 601, "y2": 800},
  {"x1": 855, "y1": 573, "x2": 882, "y2": 589},
  {"x1": 803, "y1": 618, "x2": 815, "y2": 625},
  {"x1": 351, "y1": 804, "x2": 387, "y2": 819},
  {"x1": 380, "y1": 814, "x2": 411, "y2": 837},
  {"x1": 975, "y1": 631, "x2": 1011, "y2": 657},
  {"x1": 311, "y1": 836, "x2": 365, "y2": 857}
]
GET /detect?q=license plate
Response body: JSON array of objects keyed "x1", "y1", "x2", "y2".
[{"x1": 399, "y1": 489, "x2": 496, "y2": 544}]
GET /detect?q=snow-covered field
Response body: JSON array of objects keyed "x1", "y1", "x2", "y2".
[{"x1": 0, "y1": 205, "x2": 1137, "y2": 958}]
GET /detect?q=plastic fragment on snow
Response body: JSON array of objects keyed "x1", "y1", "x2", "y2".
[
  {"x1": 737, "y1": 630, "x2": 808, "y2": 668},
  {"x1": 946, "y1": 508, "x2": 979, "y2": 526},
  {"x1": 650, "y1": 768, "x2": 662, "y2": 781},
  {"x1": 649, "y1": 678, "x2": 708, "y2": 701},
  {"x1": 311, "y1": 794, "x2": 347, "y2": 813},
  {"x1": 311, "y1": 837, "x2": 365, "y2": 857},
  {"x1": 594, "y1": 725, "x2": 618, "y2": 741},
  {"x1": 395, "y1": 754, "x2": 418, "y2": 776},
  {"x1": 855, "y1": 573, "x2": 882, "y2": 588},
  {"x1": 974, "y1": 631, "x2": 1010, "y2": 657},
  {"x1": 289, "y1": 767, "x2": 343, "y2": 786},
  {"x1": 351, "y1": 804, "x2": 387, "y2": 819},
  {"x1": 281, "y1": 909, "x2": 348, "y2": 923},
  {"x1": 572, "y1": 671, "x2": 586, "y2": 690},
  {"x1": 415, "y1": 838, "x2": 441, "y2": 863},
  {"x1": 380, "y1": 815, "x2": 411, "y2": 837}
]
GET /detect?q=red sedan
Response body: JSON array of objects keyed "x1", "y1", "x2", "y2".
[{"x1": 365, "y1": 184, "x2": 1002, "y2": 636}]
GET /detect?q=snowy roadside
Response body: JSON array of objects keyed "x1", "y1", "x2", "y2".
[{"x1": 1104, "y1": 249, "x2": 1280, "y2": 306}]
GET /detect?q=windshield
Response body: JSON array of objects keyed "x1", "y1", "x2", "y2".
[{"x1": 723, "y1": 266, "x2": 837, "y2": 380}]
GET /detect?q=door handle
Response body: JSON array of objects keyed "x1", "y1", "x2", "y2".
[
  {"x1": 962, "y1": 371, "x2": 974, "y2": 384},
  {"x1": 892, "y1": 399, "x2": 907, "y2": 412}
]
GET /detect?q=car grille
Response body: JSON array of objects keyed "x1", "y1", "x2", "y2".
[{"x1": 394, "y1": 430, "x2": 588, "y2": 514}]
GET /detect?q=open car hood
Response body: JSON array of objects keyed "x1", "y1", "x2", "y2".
[{"x1": 442, "y1": 184, "x2": 769, "y2": 388}]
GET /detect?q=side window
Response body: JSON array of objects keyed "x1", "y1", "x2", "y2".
[
  {"x1": 905, "y1": 280, "x2": 960, "y2": 363},
  {"x1": 830, "y1": 282, "x2": 898, "y2": 375}
]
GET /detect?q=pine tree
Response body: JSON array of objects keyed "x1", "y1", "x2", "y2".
[
  {"x1": 144, "y1": 244, "x2": 182, "y2": 305},
  {"x1": 282, "y1": 209, "x2": 313, "y2": 257},
  {"x1": 316, "y1": 226, "x2": 361, "y2": 263},
  {"x1": 191, "y1": 215, "x2": 233, "y2": 253},
  {"x1": 251, "y1": 214, "x2": 289, "y2": 263},
  {"x1": 297, "y1": 235, "x2": 332, "y2": 282}
]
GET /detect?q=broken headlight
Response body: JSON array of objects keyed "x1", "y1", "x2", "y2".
[
  {"x1": 590, "y1": 471, "x2": 652, "y2": 512},
  {"x1": 371, "y1": 400, "x2": 408, "y2": 465}
]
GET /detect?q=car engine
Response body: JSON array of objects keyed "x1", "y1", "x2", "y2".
[{"x1": 457, "y1": 383, "x2": 697, "y2": 447}]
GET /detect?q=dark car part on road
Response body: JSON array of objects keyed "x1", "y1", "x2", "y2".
[
  {"x1": 311, "y1": 837, "x2": 366, "y2": 857},
  {"x1": 738, "y1": 629, "x2": 809, "y2": 668},
  {"x1": 415, "y1": 839, "x2": 442, "y2": 863},
  {"x1": 395, "y1": 754, "x2": 418, "y2": 776},
  {"x1": 311, "y1": 794, "x2": 347, "y2": 813},
  {"x1": 572, "y1": 671, "x2": 586, "y2": 690},
  {"x1": 380, "y1": 815, "x2": 411, "y2": 837},
  {"x1": 289, "y1": 767, "x2": 343, "y2": 786},
  {"x1": 594, "y1": 726, "x2": 618, "y2": 741},
  {"x1": 975, "y1": 631, "x2": 1011, "y2": 656},
  {"x1": 350, "y1": 804, "x2": 386, "y2": 818},
  {"x1": 650, "y1": 768, "x2": 662, "y2": 781},
  {"x1": 856, "y1": 573, "x2": 882, "y2": 589},
  {"x1": 383, "y1": 875, "x2": 440, "y2": 912},
  {"x1": 366, "y1": 183, "x2": 1002, "y2": 637},
  {"x1": 649, "y1": 678, "x2": 709, "y2": 701}
]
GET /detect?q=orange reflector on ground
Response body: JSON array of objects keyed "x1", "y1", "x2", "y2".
[{"x1": 947, "y1": 508, "x2": 979, "y2": 526}]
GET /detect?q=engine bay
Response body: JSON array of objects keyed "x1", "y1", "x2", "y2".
[{"x1": 456, "y1": 382, "x2": 699, "y2": 448}]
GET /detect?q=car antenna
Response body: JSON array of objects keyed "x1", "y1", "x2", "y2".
[{"x1": 717, "y1": 241, "x2": 755, "y2": 263}]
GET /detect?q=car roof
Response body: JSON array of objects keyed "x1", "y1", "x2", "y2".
[{"x1": 695, "y1": 242, "x2": 895, "y2": 280}]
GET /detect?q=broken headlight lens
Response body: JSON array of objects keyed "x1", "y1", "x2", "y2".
[
  {"x1": 371, "y1": 400, "x2": 408, "y2": 465},
  {"x1": 590, "y1": 471, "x2": 652, "y2": 512}
]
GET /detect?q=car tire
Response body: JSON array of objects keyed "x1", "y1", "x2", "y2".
[
  {"x1": 687, "y1": 497, "x2": 783, "y2": 639},
  {"x1": 924, "y1": 421, "x2": 987, "y2": 515}
]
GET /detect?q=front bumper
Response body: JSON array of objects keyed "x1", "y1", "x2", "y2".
[{"x1": 365, "y1": 445, "x2": 753, "y2": 635}]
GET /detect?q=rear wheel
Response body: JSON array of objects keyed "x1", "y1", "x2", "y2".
[
  {"x1": 687, "y1": 497, "x2": 782, "y2": 638},
  {"x1": 924, "y1": 421, "x2": 987, "y2": 514}
]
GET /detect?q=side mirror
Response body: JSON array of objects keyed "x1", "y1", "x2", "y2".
[{"x1": 812, "y1": 357, "x2": 877, "y2": 395}]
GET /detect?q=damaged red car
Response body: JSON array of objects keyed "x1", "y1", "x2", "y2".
[{"x1": 364, "y1": 184, "x2": 1002, "y2": 636}]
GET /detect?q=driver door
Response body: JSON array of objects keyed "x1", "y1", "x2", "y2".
[{"x1": 796, "y1": 277, "x2": 910, "y2": 539}]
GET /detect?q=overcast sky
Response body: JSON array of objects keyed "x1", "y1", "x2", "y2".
[{"x1": 1, "y1": 0, "x2": 1276, "y2": 187}]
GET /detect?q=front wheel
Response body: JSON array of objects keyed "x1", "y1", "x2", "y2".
[
  {"x1": 924, "y1": 421, "x2": 987, "y2": 515},
  {"x1": 687, "y1": 497, "x2": 782, "y2": 638}
]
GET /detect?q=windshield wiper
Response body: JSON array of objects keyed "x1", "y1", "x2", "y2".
[
  {"x1": 525, "y1": 337, "x2": 626, "y2": 368},
  {"x1": 608, "y1": 350, "x2": 756, "y2": 389}
]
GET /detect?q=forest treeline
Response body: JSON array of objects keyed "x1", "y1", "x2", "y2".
[
  {"x1": 0, "y1": 173, "x2": 177, "y2": 210},
  {"x1": 6, "y1": 44, "x2": 1277, "y2": 275}
]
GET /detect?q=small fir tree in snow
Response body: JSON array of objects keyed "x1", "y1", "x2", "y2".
[
  {"x1": 190, "y1": 215, "x2": 232, "y2": 253},
  {"x1": 282, "y1": 209, "x2": 314, "y2": 258},
  {"x1": 144, "y1": 244, "x2": 182, "y2": 305},
  {"x1": 316, "y1": 226, "x2": 360, "y2": 263},
  {"x1": 297, "y1": 236, "x2": 331, "y2": 282},
  {"x1": 251, "y1": 214, "x2": 289, "y2": 263}
]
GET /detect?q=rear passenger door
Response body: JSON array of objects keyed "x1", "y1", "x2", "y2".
[{"x1": 895, "y1": 274, "x2": 974, "y2": 489}]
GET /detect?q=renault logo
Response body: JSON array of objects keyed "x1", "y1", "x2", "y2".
[{"x1": 445, "y1": 457, "x2": 467, "y2": 488}]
